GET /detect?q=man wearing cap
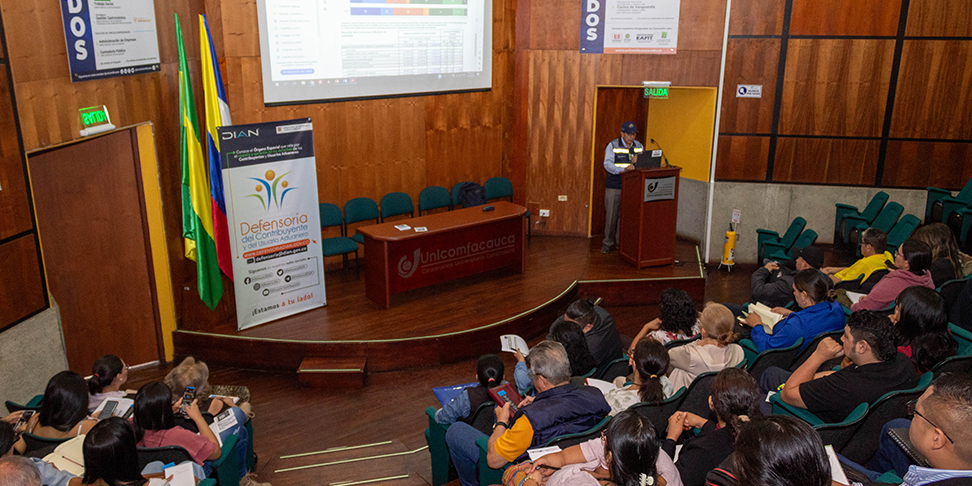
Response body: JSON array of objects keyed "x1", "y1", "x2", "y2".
[
  {"x1": 750, "y1": 246, "x2": 825, "y2": 308},
  {"x1": 601, "y1": 121, "x2": 642, "y2": 254}
]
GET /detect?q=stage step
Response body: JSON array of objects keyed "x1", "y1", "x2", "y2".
[{"x1": 297, "y1": 357, "x2": 367, "y2": 388}]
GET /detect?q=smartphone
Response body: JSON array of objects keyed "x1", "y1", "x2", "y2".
[
  {"x1": 13, "y1": 410, "x2": 34, "y2": 431},
  {"x1": 181, "y1": 386, "x2": 196, "y2": 417},
  {"x1": 496, "y1": 389, "x2": 518, "y2": 414},
  {"x1": 100, "y1": 400, "x2": 118, "y2": 419},
  {"x1": 120, "y1": 405, "x2": 134, "y2": 419}
]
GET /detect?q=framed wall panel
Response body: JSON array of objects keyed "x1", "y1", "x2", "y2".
[
  {"x1": 719, "y1": 39, "x2": 780, "y2": 134},
  {"x1": 890, "y1": 40, "x2": 972, "y2": 140},
  {"x1": 729, "y1": 0, "x2": 784, "y2": 36},
  {"x1": 773, "y1": 137, "x2": 880, "y2": 185},
  {"x1": 0, "y1": 235, "x2": 45, "y2": 329},
  {"x1": 619, "y1": 50, "x2": 723, "y2": 87},
  {"x1": 790, "y1": 0, "x2": 901, "y2": 37},
  {"x1": 678, "y1": 0, "x2": 730, "y2": 51},
  {"x1": 715, "y1": 135, "x2": 770, "y2": 181},
  {"x1": 906, "y1": 0, "x2": 972, "y2": 37},
  {"x1": 0, "y1": 69, "x2": 31, "y2": 240},
  {"x1": 882, "y1": 141, "x2": 972, "y2": 190},
  {"x1": 779, "y1": 39, "x2": 895, "y2": 137}
]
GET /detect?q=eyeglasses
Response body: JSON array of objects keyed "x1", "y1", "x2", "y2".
[{"x1": 907, "y1": 399, "x2": 954, "y2": 444}]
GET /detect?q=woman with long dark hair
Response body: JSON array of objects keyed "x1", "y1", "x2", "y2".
[
  {"x1": 742, "y1": 269, "x2": 845, "y2": 352},
  {"x1": 630, "y1": 288, "x2": 700, "y2": 348},
  {"x1": 88, "y1": 355, "x2": 128, "y2": 413},
  {"x1": 891, "y1": 286, "x2": 957, "y2": 372},
  {"x1": 133, "y1": 382, "x2": 221, "y2": 468},
  {"x1": 550, "y1": 320, "x2": 598, "y2": 377},
  {"x1": 14, "y1": 371, "x2": 97, "y2": 455},
  {"x1": 852, "y1": 238, "x2": 935, "y2": 312},
  {"x1": 518, "y1": 410, "x2": 681, "y2": 486},
  {"x1": 664, "y1": 368, "x2": 761, "y2": 486},
  {"x1": 605, "y1": 339, "x2": 673, "y2": 415}
]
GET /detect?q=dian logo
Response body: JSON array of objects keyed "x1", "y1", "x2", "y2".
[{"x1": 397, "y1": 249, "x2": 421, "y2": 278}]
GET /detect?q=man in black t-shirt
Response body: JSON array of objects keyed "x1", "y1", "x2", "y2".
[{"x1": 764, "y1": 310, "x2": 919, "y2": 423}]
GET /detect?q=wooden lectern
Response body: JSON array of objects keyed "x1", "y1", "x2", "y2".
[{"x1": 618, "y1": 166, "x2": 682, "y2": 268}]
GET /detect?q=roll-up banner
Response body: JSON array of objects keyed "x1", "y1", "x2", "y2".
[{"x1": 219, "y1": 118, "x2": 326, "y2": 330}]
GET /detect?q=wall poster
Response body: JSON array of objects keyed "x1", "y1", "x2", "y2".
[
  {"x1": 580, "y1": 0, "x2": 680, "y2": 54},
  {"x1": 60, "y1": 0, "x2": 162, "y2": 82}
]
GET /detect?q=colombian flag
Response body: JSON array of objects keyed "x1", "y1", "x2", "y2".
[
  {"x1": 200, "y1": 14, "x2": 233, "y2": 281},
  {"x1": 176, "y1": 14, "x2": 222, "y2": 310}
]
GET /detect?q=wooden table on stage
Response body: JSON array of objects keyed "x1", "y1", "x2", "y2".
[{"x1": 357, "y1": 201, "x2": 527, "y2": 308}]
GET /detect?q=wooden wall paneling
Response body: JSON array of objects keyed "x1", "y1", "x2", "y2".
[
  {"x1": 779, "y1": 39, "x2": 895, "y2": 137},
  {"x1": 773, "y1": 137, "x2": 880, "y2": 185},
  {"x1": 528, "y1": 0, "x2": 579, "y2": 50},
  {"x1": 0, "y1": 235, "x2": 46, "y2": 328},
  {"x1": 677, "y1": 0, "x2": 729, "y2": 51},
  {"x1": 906, "y1": 0, "x2": 972, "y2": 37},
  {"x1": 882, "y1": 141, "x2": 972, "y2": 190},
  {"x1": 0, "y1": 70, "x2": 32, "y2": 239},
  {"x1": 29, "y1": 130, "x2": 162, "y2": 371},
  {"x1": 589, "y1": 87, "x2": 649, "y2": 239},
  {"x1": 714, "y1": 135, "x2": 770, "y2": 180},
  {"x1": 219, "y1": 0, "x2": 261, "y2": 58},
  {"x1": 619, "y1": 50, "x2": 723, "y2": 87},
  {"x1": 890, "y1": 41, "x2": 972, "y2": 140},
  {"x1": 0, "y1": 1, "x2": 70, "y2": 83},
  {"x1": 729, "y1": 0, "x2": 784, "y2": 36},
  {"x1": 790, "y1": 0, "x2": 901, "y2": 36},
  {"x1": 719, "y1": 39, "x2": 780, "y2": 134}
]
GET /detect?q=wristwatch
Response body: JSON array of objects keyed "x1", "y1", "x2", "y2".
[{"x1": 493, "y1": 421, "x2": 511, "y2": 430}]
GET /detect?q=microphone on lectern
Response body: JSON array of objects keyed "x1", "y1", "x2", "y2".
[{"x1": 650, "y1": 138, "x2": 671, "y2": 167}]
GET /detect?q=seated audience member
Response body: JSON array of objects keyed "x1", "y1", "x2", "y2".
[
  {"x1": 913, "y1": 223, "x2": 966, "y2": 287},
  {"x1": 0, "y1": 456, "x2": 42, "y2": 486},
  {"x1": 951, "y1": 278, "x2": 972, "y2": 332},
  {"x1": 891, "y1": 286, "x2": 957, "y2": 373},
  {"x1": 741, "y1": 269, "x2": 844, "y2": 353},
  {"x1": 435, "y1": 354, "x2": 505, "y2": 425},
  {"x1": 821, "y1": 227, "x2": 893, "y2": 284},
  {"x1": 752, "y1": 246, "x2": 825, "y2": 308},
  {"x1": 87, "y1": 355, "x2": 129, "y2": 413},
  {"x1": 521, "y1": 410, "x2": 682, "y2": 486},
  {"x1": 165, "y1": 356, "x2": 251, "y2": 416},
  {"x1": 631, "y1": 288, "x2": 700, "y2": 348},
  {"x1": 605, "y1": 339, "x2": 673, "y2": 415},
  {"x1": 664, "y1": 368, "x2": 761, "y2": 486},
  {"x1": 14, "y1": 371, "x2": 98, "y2": 455},
  {"x1": 849, "y1": 372, "x2": 972, "y2": 484},
  {"x1": 444, "y1": 341, "x2": 610, "y2": 486},
  {"x1": 706, "y1": 415, "x2": 831, "y2": 486},
  {"x1": 760, "y1": 310, "x2": 919, "y2": 423},
  {"x1": 852, "y1": 239, "x2": 934, "y2": 312},
  {"x1": 82, "y1": 417, "x2": 204, "y2": 486},
  {"x1": 134, "y1": 382, "x2": 221, "y2": 468},
  {"x1": 548, "y1": 300, "x2": 624, "y2": 372},
  {"x1": 551, "y1": 320, "x2": 598, "y2": 376},
  {"x1": 0, "y1": 421, "x2": 76, "y2": 486},
  {"x1": 667, "y1": 303, "x2": 744, "y2": 391}
]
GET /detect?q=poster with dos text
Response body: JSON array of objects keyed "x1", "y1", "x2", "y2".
[
  {"x1": 60, "y1": 0, "x2": 161, "y2": 82},
  {"x1": 580, "y1": 0, "x2": 680, "y2": 54}
]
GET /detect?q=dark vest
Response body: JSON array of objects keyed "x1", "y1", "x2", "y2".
[
  {"x1": 606, "y1": 138, "x2": 642, "y2": 190},
  {"x1": 515, "y1": 383, "x2": 610, "y2": 449},
  {"x1": 459, "y1": 385, "x2": 493, "y2": 426}
]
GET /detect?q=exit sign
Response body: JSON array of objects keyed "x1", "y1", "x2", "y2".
[
  {"x1": 644, "y1": 87, "x2": 669, "y2": 99},
  {"x1": 79, "y1": 105, "x2": 111, "y2": 128}
]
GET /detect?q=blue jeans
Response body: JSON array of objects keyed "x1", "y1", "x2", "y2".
[
  {"x1": 758, "y1": 366, "x2": 792, "y2": 415},
  {"x1": 867, "y1": 418, "x2": 914, "y2": 477},
  {"x1": 202, "y1": 407, "x2": 250, "y2": 478},
  {"x1": 445, "y1": 421, "x2": 488, "y2": 486}
]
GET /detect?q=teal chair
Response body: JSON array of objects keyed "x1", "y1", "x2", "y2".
[
  {"x1": 451, "y1": 181, "x2": 474, "y2": 208},
  {"x1": 743, "y1": 337, "x2": 805, "y2": 383},
  {"x1": 835, "y1": 192, "x2": 888, "y2": 246},
  {"x1": 5, "y1": 394, "x2": 43, "y2": 413},
  {"x1": 419, "y1": 186, "x2": 452, "y2": 214},
  {"x1": 380, "y1": 192, "x2": 414, "y2": 222},
  {"x1": 628, "y1": 386, "x2": 688, "y2": 436},
  {"x1": 200, "y1": 480, "x2": 217, "y2": 486},
  {"x1": 925, "y1": 178, "x2": 972, "y2": 223},
  {"x1": 757, "y1": 217, "x2": 805, "y2": 262},
  {"x1": 814, "y1": 402, "x2": 869, "y2": 452},
  {"x1": 883, "y1": 214, "x2": 921, "y2": 254},
  {"x1": 319, "y1": 203, "x2": 358, "y2": 272},
  {"x1": 844, "y1": 202, "x2": 903, "y2": 247},
  {"x1": 425, "y1": 402, "x2": 496, "y2": 486},
  {"x1": 948, "y1": 206, "x2": 972, "y2": 251},
  {"x1": 930, "y1": 354, "x2": 972, "y2": 376},
  {"x1": 949, "y1": 323, "x2": 972, "y2": 355},
  {"x1": 209, "y1": 434, "x2": 241, "y2": 486},
  {"x1": 765, "y1": 230, "x2": 818, "y2": 261},
  {"x1": 344, "y1": 197, "x2": 379, "y2": 245},
  {"x1": 483, "y1": 176, "x2": 531, "y2": 236},
  {"x1": 244, "y1": 419, "x2": 255, "y2": 472}
]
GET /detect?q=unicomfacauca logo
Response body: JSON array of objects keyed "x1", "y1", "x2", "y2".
[{"x1": 248, "y1": 169, "x2": 296, "y2": 211}]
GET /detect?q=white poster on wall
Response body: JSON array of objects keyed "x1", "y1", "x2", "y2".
[
  {"x1": 580, "y1": 0, "x2": 680, "y2": 54},
  {"x1": 219, "y1": 118, "x2": 327, "y2": 331},
  {"x1": 59, "y1": 0, "x2": 161, "y2": 82}
]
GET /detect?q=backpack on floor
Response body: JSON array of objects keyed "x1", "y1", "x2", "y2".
[{"x1": 458, "y1": 182, "x2": 487, "y2": 208}]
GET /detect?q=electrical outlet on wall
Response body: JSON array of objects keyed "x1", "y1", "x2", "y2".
[
  {"x1": 558, "y1": 195, "x2": 567, "y2": 201},
  {"x1": 539, "y1": 209, "x2": 550, "y2": 217}
]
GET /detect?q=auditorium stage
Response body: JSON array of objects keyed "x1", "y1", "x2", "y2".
[{"x1": 175, "y1": 236, "x2": 705, "y2": 372}]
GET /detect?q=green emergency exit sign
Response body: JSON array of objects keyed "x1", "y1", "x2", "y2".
[{"x1": 644, "y1": 87, "x2": 669, "y2": 99}]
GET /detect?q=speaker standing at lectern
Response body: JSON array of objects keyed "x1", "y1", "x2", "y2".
[{"x1": 602, "y1": 121, "x2": 642, "y2": 254}]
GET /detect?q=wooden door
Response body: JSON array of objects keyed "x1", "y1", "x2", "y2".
[{"x1": 29, "y1": 129, "x2": 161, "y2": 371}]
